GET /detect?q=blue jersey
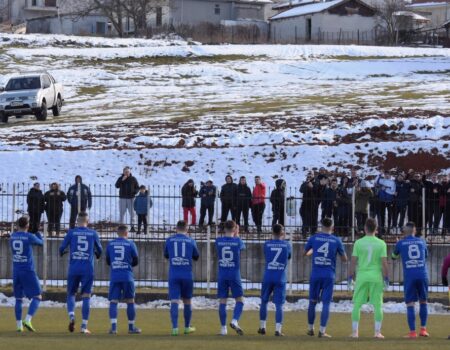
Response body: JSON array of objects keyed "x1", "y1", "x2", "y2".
[
  {"x1": 305, "y1": 233, "x2": 345, "y2": 279},
  {"x1": 59, "y1": 226, "x2": 103, "y2": 276},
  {"x1": 393, "y1": 235, "x2": 428, "y2": 280},
  {"x1": 215, "y1": 236, "x2": 245, "y2": 280},
  {"x1": 263, "y1": 239, "x2": 292, "y2": 283},
  {"x1": 164, "y1": 233, "x2": 199, "y2": 280},
  {"x1": 106, "y1": 238, "x2": 138, "y2": 283},
  {"x1": 10, "y1": 232, "x2": 43, "y2": 273}
]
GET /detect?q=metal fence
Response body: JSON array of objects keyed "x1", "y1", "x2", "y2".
[{"x1": 0, "y1": 182, "x2": 449, "y2": 294}]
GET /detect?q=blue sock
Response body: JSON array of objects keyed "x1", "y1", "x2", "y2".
[
  {"x1": 82, "y1": 297, "x2": 90, "y2": 325},
  {"x1": 28, "y1": 297, "x2": 41, "y2": 317},
  {"x1": 109, "y1": 302, "x2": 118, "y2": 331},
  {"x1": 275, "y1": 303, "x2": 283, "y2": 324},
  {"x1": 67, "y1": 295, "x2": 75, "y2": 320},
  {"x1": 307, "y1": 301, "x2": 317, "y2": 326},
  {"x1": 184, "y1": 304, "x2": 192, "y2": 328},
  {"x1": 259, "y1": 302, "x2": 268, "y2": 322},
  {"x1": 419, "y1": 303, "x2": 428, "y2": 328},
  {"x1": 15, "y1": 299, "x2": 23, "y2": 321},
  {"x1": 320, "y1": 302, "x2": 330, "y2": 329},
  {"x1": 127, "y1": 303, "x2": 136, "y2": 330},
  {"x1": 170, "y1": 303, "x2": 179, "y2": 329},
  {"x1": 219, "y1": 303, "x2": 227, "y2": 327},
  {"x1": 407, "y1": 305, "x2": 416, "y2": 331},
  {"x1": 232, "y1": 301, "x2": 244, "y2": 322}
]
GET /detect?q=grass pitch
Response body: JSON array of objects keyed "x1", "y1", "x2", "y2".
[{"x1": 0, "y1": 308, "x2": 448, "y2": 350}]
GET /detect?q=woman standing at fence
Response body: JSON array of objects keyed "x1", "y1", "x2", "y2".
[
  {"x1": 27, "y1": 183, "x2": 45, "y2": 234},
  {"x1": 236, "y1": 176, "x2": 252, "y2": 233},
  {"x1": 44, "y1": 183, "x2": 66, "y2": 236},
  {"x1": 182, "y1": 179, "x2": 198, "y2": 226}
]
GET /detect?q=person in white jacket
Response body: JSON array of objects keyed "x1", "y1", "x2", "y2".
[{"x1": 376, "y1": 171, "x2": 396, "y2": 236}]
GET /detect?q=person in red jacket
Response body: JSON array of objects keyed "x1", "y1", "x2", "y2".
[
  {"x1": 442, "y1": 253, "x2": 450, "y2": 340},
  {"x1": 251, "y1": 176, "x2": 266, "y2": 234}
]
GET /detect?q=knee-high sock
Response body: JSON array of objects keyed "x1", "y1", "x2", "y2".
[
  {"x1": 232, "y1": 301, "x2": 244, "y2": 322},
  {"x1": 275, "y1": 303, "x2": 283, "y2": 324},
  {"x1": 127, "y1": 303, "x2": 136, "y2": 330},
  {"x1": 67, "y1": 295, "x2": 76, "y2": 319},
  {"x1": 170, "y1": 303, "x2": 179, "y2": 329},
  {"x1": 419, "y1": 303, "x2": 428, "y2": 328},
  {"x1": 184, "y1": 304, "x2": 192, "y2": 328},
  {"x1": 351, "y1": 303, "x2": 362, "y2": 322},
  {"x1": 109, "y1": 302, "x2": 118, "y2": 331},
  {"x1": 27, "y1": 298, "x2": 41, "y2": 319},
  {"x1": 15, "y1": 299, "x2": 23, "y2": 321},
  {"x1": 307, "y1": 301, "x2": 317, "y2": 327},
  {"x1": 259, "y1": 302, "x2": 268, "y2": 321},
  {"x1": 219, "y1": 303, "x2": 227, "y2": 327},
  {"x1": 82, "y1": 297, "x2": 90, "y2": 325},
  {"x1": 407, "y1": 305, "x2": 416, "y2": 331},
  {"x1": 320, "y1": 302, "x2": 330, "y2": 329},
  {"x1": 374, "y1": 303, "x2": 383, "y2": 333}
]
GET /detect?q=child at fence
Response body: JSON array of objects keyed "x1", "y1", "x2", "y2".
[{"x1": 133, "y1": 185, "x2": 153, "y2": 235}]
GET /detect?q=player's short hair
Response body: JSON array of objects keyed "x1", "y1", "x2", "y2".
[
  {"x1": 77, "y1": 211, "x2": 89, "y2": 224},
  {"x1": 117, "y1": 225, "x2": 128, "y2": 235},
  {"x1": 321, "y1": 217, "x2": 333, "y2": 229},
  {"x1": 17, "y1": 216, "x2": 29, "y2": 230},
  {"x1": 364, "y1": 218, "x2": 377, "y2": 234},
  {"x1": 176, "y1": 220, "x2": 187, "y2": 231},
  {"x1": 272, "y1": 224, "x2": 284, "y2": 236},
  {"x1": 224, "y1": 220, "x2": 236, "y2": 233},
  {"x1": 403, "y1": 222, "x2": 416, "y2": 235}
]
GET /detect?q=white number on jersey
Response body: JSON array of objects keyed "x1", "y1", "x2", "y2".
[
  {"x1": 174, "y1": 242, "x2": 186, "y2": 257},
  {"x1": 114, "y1": 245, "x2": 125, "y2": 261},
  {"x1": 408, "y1": 244, "x2": 420, "y2": 260},
  {"x1": 12, "y1": 240, "x2": 23, "y2": 255},
  {"x1": 317, "y1": 242, "x2": 329, "y2": 257},
  {"x1": 222, "y1": 246, "x2": 234, "y2": 261},
  {"x1": 270, "y1": 247, "x2": 283, "y2": 264},
  {"x1": 366, "y1": 244, "x2": 373, "y2": 263},
  {"x1": 77, "y1": 235, "x2": 89, "y2": 252}
]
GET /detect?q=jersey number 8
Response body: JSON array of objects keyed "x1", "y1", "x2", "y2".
[{"x1": 408, "y1": 244, "x2": 420, "y2": 260}]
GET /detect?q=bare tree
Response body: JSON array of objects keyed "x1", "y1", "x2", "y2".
[
  {"x1": 122, "y1": 0, "x2": 167, "y2": 37},
  {"x1": 375, "y1": 0, "x2": 408, "y2": 45}
]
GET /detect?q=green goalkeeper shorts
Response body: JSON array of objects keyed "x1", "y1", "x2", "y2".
[{"x1": 353, "y1": 280, "x2": 384, "y2": 306}]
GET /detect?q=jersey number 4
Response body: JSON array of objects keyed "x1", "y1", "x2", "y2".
[{"x1": 317, "y1": 242, "x2": 329, "y2": 257}]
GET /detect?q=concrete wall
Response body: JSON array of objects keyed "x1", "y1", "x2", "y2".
[
  {"x1": 27, "y1": 15, "x2": 111, "y2": 36},
  {"x1": 0, "y1": 238, "x2": 447, "y2": 287},
  {"x1": 409, "y1": 4, "x2": 450, "y2": 29}
]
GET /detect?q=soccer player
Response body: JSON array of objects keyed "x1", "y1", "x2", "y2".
[
  {"x1": 441, "y1": 252, "x2": 450, "y2": 340},
  {"x1": 304, "y1": 217, "x2": 347, "y2": 338},
  {"x1": 392, "y1": 222, "x2": 429, "y2": 338},
  {"x1": 10, "y1": 216, "x2": 44, "y2": 332},
  {"x1": 216, "y1": 220, "x2": 245, "y2": 336},
  {"x1": 59, "y1": 212, "x2": 102, "y2": 334},
  {"x1": 349, "y1": 218, "x2": 389, "y2": 339},
  {"x1": 258, "y1": 224, "x2": 291, "y2": 336},
  {"x1": 106, "y1": 225, "x2": 141, "y2": 334},
  {"x1": 164, "y1": 220, "x2": 200, "y2": 336}
]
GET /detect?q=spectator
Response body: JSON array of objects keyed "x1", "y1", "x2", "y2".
[
  {"x1": 376, "y1": 171, "x2": 396, "y2": 236},
  {"x1": 300, "y1": 172, "x2": 320, "y2": 236},
  {"x1": 199, "y1": 180, "x2": 216, "y2": 227},
  {"x1": 441, "y1": 175, "x2": 450, "y2": 235},
  {"x1": 220, "y1": 175, "x2": 237, "y2": 225},
  {"x1": 236, "y1": 176, "x2": 252, "y2": 233},
  {"x1": 315, "y1": 167, "x2": 328, "y2": 184},
  {"x1": 251, "y1": 176, "x2": 266, "y2": 234},
  {"x1": 393, "y1": 174, "x2": 410, "y2": 231},
  {"x1": 27, "y1": 182, "x2": 45, "y2": 233},
  {"x1": 355, "y1": 181, "x2": 373, "y2": 234},
  {"x1": 270, "y1": 179, "x2": 286, "y2": 227},
  {"x1": 67, "y1": 175, "x2": 92, "y2": 229},
  {"x1": 115, "y1": 167, "x2": 139, "y2": 230},
  {"x1": 348, "y1": 168, "x2": 361, "y2": 190},
  {"x1": 44, "y1": 182, "x2": 66, "y2": 235},
  {"x1": 423, "y1": 172, "x2": 440, "y2": 235},
  {"x1": 133, "y1": 185, "x2": 153, "y2": 235},
  {"x1": 408, "y1": 172, "x2": 424, "y2": 233},
  {"x1": 321, "y1": 178, "x2": 339, "y2": 223},
  {"x1": 181, "y1": 179, "x2": 198, "y2": 226},
  {"x1": 336, "y1": 176, "x2": 351, "y2": 236}
]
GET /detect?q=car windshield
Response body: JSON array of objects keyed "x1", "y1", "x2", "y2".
[{"x1": 5, "y1": 77, "x2": 41, "y2": 91}]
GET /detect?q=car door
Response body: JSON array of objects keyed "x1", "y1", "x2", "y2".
[{"x1": 42, "y1": 75, "x2": 55, "y2": 106}]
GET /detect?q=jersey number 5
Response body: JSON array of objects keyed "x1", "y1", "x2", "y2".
[{"x1": 77, "y1": 236, "x2": 89, "y2": 252}]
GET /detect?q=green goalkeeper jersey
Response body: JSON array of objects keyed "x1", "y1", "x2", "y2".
[{"x1": 352, "y1": 235, "x2": 387, "y2": 283}]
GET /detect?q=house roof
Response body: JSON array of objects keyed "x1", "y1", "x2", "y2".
[
  {"x1": 407, "y1": 1, "x2": 450, "y2": 8},
  {"x1": 393, "y1": 10, "x2": 431, "y2": 21},
  {"x1": 272, "y1": 0, "x2": 317, "y2": 10}
]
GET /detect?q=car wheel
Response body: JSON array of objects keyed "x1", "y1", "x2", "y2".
[
  {"x1": 36, "y1": 101, "x2": 47, "y2": 121},
  {"x1": 52, "y1": 96, "x2": 62, "y2": 117},
  {"x1": 0, "y1": 112, "x2": 8, "y2": 123}
]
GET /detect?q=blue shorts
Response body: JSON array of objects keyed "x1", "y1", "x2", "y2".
[
  {"x1": 67, "y1": 273, "x2": 94, "y2": 295},
  {"x1": 404, "y1": 278, "x2": 428, "y2": 303},
  {"x1": 169, "y1": 278, "x2": 193, "y2": 300},
  {"x1": 261, "y1": 281, "x2": 286, "y2": 304},
  {"x1": 13, "y1": 270, "x2": 41, "y2": 299},
  {"x1": 109, "y1": 281, "x2": 135, "y2": 301},
  {"x1": 309, "y1": 277, "x2": 334, "y2": 303},
  {"x1": 217, "y1": 278, "x2": 244, "y2": 299}
]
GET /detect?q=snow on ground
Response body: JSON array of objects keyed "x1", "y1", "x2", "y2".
[{"x1": 0, "y1": 293, "x2": 448, "y2": 314}]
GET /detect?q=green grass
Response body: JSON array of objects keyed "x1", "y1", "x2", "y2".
[
  {"x1": 0, "y1": 308, "x2": 448, "y2": 350},
  {"x1": 78, "y1": 86, "x2": 108, "y2": 97}
]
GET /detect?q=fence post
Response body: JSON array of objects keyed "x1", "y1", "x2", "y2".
[
  {"x1": 207, "y1": 225, "x2": 211, "y2": 294},
  {"x1": 288, "y1": 228, "x2": 293, "y2": 296},
  {"x1": 422, "y1": 187, "x2": 426, "y2": 237},
  {"x1": 11, "y1": 183, "x2": 16, "y2": 233},
  {"x1": 351, "y1": 188, "x2": 356, "y2": 241},
  {"x1": 43, "y1": 222, "x2": 48, "y2": 292}
]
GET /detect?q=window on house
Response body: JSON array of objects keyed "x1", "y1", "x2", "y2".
[
  {"x1": 156, "y1": 7, "x2": 162, "y2": 27},
  {"x1": 214, "y1": 4, "x2": 220, "y2": 15},
  {"x1": 96, "y1": 22, "x2": 106, "y2": 35},
  {"x1": 31, "y1": 0, "x2": 37, "y2": 6},
  {"x1": 45, "y1": 0, "x2": 57, "y2": 6}
]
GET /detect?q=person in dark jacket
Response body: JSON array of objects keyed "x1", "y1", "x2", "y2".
[
  {"x1": 67, "y1": 175, "x2": 92, "y2": 229},
  {"x1": 199, "y1": 180, "x2": 216, "y2": 227},
  {"x1": 220, "y1": 175, "x2": 237, "y2": 225},
  {"x1": 355, "y1": 181, "x2": 373, "y2": 234},
  {"x1": 300, "y1": 172, "x2": 321, "y2": 236},
  {"x1": 423, "y1": 172, "x2": 441, "y2": 235},
  {"x1": 44, "y1": 182, "x2": 66, "y2": 235},
  {"x1": 236, "y1": 176, "x2": 252, "y2": 233},
  {"x1": 321, "y1": 178, "x2": 338, "y2": 222},
  {"x1": 27, "y1": 182, "x2": 45, "y2": 233},
  {"x1": 393, "y1": 174, "x2": 410, "y2": 230},
  {"x1": 181, "y1": 179, "x2": 198, "y2": 225},
  {"x1": 115, "y1": 167, "x2": 139, "y2": 230},
  {"x1": 133, "y1": 185, "x2": 153, "y2": 235},
  {"x1": 439, "y1": 175, "x2": 450, "y2": 235},
  {"x1": 270, "y1": 179, "x2": 286, "y2": 227},
  {"x1": 408, "y1": 173, "x2": 424, "y2": 233},
  {"x1": 336, "y1": 176, "x2": 351, "y2": 236}
]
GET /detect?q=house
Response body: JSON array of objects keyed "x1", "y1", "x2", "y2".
[
  {"x1": 2, "y1": 0, "x2": 62, "y2": 25},
  {"x1": 407, "y1": 0, "x2": 450, "y2": 29},
  {"x1": 270, "y1": 0, "x2": 377, "y2": 44}
]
